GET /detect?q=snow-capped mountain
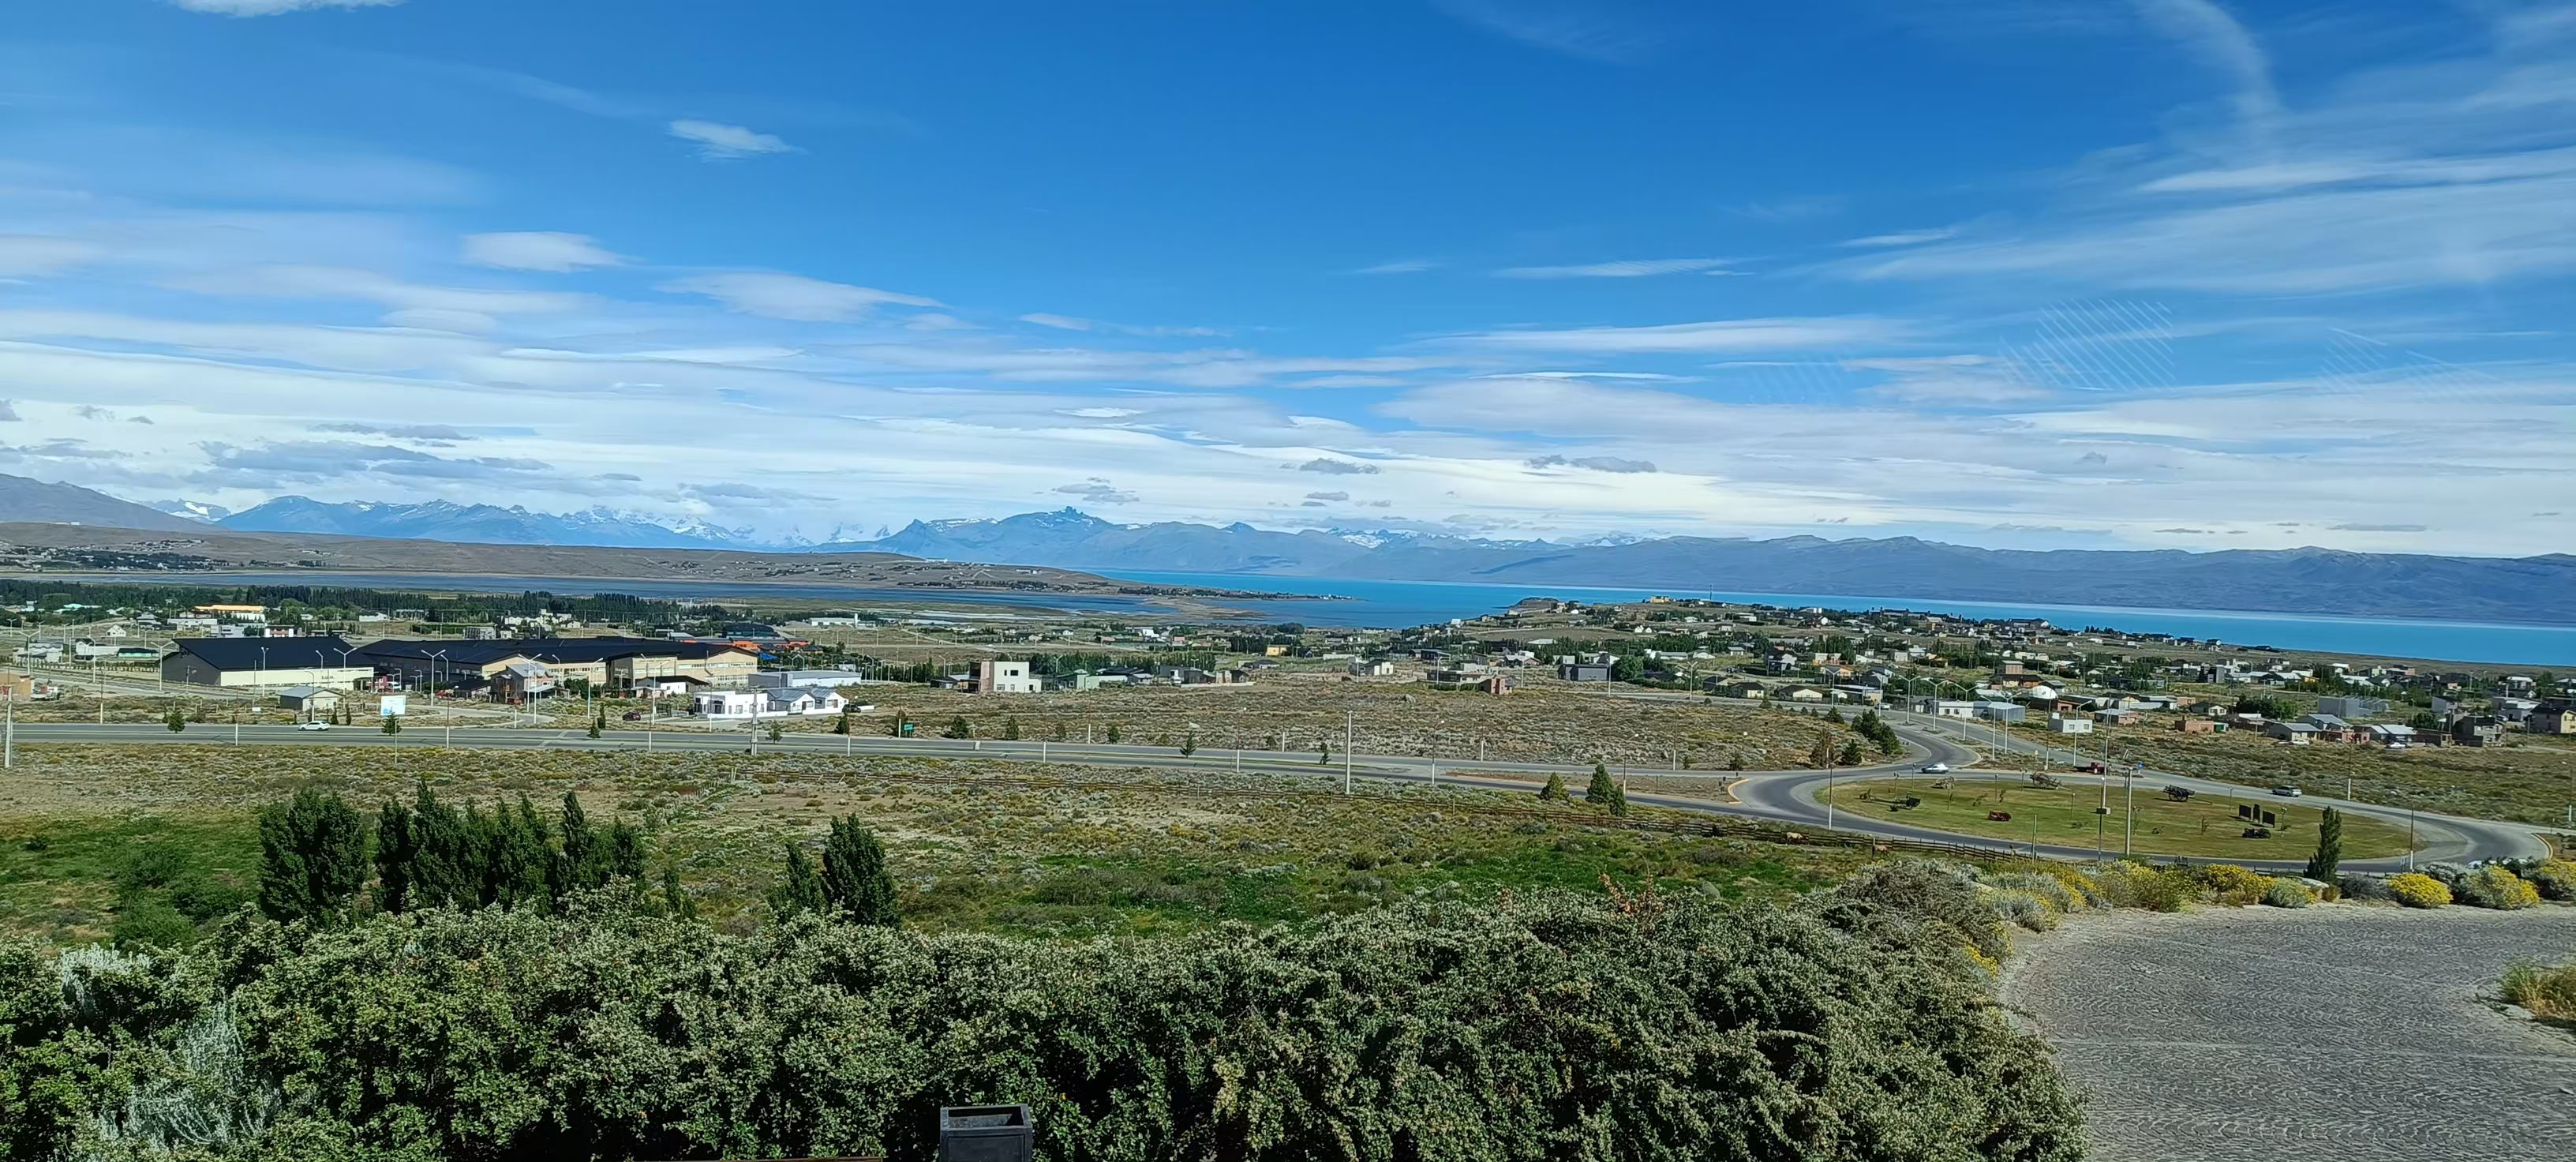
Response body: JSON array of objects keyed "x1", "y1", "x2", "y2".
[
  {"x1": 218, "y1": 497, "x2": 777, "y2": 550},
  {"x1": 149, "y1": 500, "x2": 232, "y2": 523}
]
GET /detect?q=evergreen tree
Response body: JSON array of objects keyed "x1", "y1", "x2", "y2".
[
  {"x1": 603, "y1": 819, "x2": 648, "y2": 883},
  {"x1": 1839, "y1": 740, "x2": 1864, "y2": 767},
  {"x1": 1824, "y1": 707, "x2": 1845, "y2": 724},
  {"x1": 486, "y1": 795, "x2": 552, "y2": 909},
  {"x1": 833, "y1": 709, "x2": 851, "y2": 736},
  {"x1": 164, "y1": 708, "x2": 185, "y2": 733},
  {"x1": 374, "y1": 799, "x2": 415, "y2": 914},
  {"x1": 769, "y1": 842, "x2": 826, "y2": 918},
  {"x1": 2305, "y1": 807, "x2": 2344, "y2": 883},
  {"x1": 588, "y1": 709, "x2": 604, "y2": 739},
  {"x1": 1179, "y1": 733, "x2": 1196, "y2": 758},
  {"x1": 819, "y1": 815, "x2": 900, "y2": 927},
  {"x1": 256, "y1": 788, "x2": 369, "y2": 924},
  {"x1": 943, "y1": 715, "x2": 972, "y2": 739},
  {"x1": 1002, "y1": 718, "x2": 1022, "y2": 741},
  {"x1": 660, "y1": 866, "x2": 696, "y2": 920},
  {"x1": 1728, "y1": 753, "x2": 1747, "y2": 772},
  {"x1": 553, "y1": 791, "x2": 604, "y2": 901},
  {"x1": 381, "y1": 714, "x2": 401, "y2": 735},
  {"x1": 1586, "y1": 762, "x2": 1627, "y2": 817},
  {"x1": 1538, "y1": 770, "x2": 1567, "y2": 800},
  {"x1": 1810, "y1": 729, "x2": 1837, "y2": 769},
  {"x1": 406, "y1": 784, "x2": 477, "y2": 910},
  {"x1": 1106, "y1": 723, "x2": 1122, "y2": 744}
]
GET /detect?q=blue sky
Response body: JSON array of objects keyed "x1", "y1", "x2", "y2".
[{"x1": 2, "y1": 0, "x2": 2571, "y2": 554}]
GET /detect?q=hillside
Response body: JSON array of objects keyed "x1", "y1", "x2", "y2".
[{"x1": 0, "y1": 474, "x2": 208, "y2": 532}]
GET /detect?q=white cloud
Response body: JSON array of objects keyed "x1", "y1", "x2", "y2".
[
  {"x1": 1297, "y1": 458, "x2": 1380, "y2": 475},
  {"x1": 167, "y1": 265, "x2": 588, "y2": 320},
  {"x1": 1452, "y1": 316, "x2": 1908, "y2": 354},
  {"x1": 1494, "y1": 257, "x2": 1735, "y2": 278},
  {"x1": 661, "y1": 272, "x2": 942, "y2": 321},
  {"x1": 167, "y1": 0, "x2": 401, "y2": 14},
  {"x1": 462, "y1": 231, "x2": 628, "y2": 272},
  {"x1": 1839, "y1": 227, "x2": 1963, "y2": 248},
  {"x1": 2129, "y1": 0, "x2": 2280, "y2": 130},
  {"x1": 667, "y1": 119, "x2": 795, "y2": 159},
  {"x1": 0, "y1": 236, "x2": 103, "y2": 277},
  {"x1": 1054, "y1": 478, "x2": 1137, "y2": 504},
  {"x1": 1020, "y1": 313, "x2": 1092, "y2": 331},
  {"x1": 1355, "y1": 259, "x2": 1440, "y2": 275}
]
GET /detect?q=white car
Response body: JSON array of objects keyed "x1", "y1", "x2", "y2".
[
  {"x1": 297, "y1": 721, "x2": 331, "y2": 732},
  {"x1": 2270, "y1": 785, "x2": 2303, "y2": 797},
  {"x1": 1919, "y1": 763, "x2": 1949, "y2": 774}
]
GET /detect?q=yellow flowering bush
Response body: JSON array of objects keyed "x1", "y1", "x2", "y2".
[
  {"x1": 2458, "y1": 864, "x2": 2542, "y2": 910},
  {"x1": 2388, "y1": 872, "x2": 2451, "y2": 909},
  {"x1": 2521, "y1": 859, "x2": 2576, "y2": 901},
  {"x1": 2194, "y1": 863, "x2": 2270, "y2": 906}
]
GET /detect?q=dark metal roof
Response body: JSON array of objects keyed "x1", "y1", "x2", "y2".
[
  {"x1": 355, "y1": 637, "x2": 752, "y2": 666},
  {"x1": 169, "y1": 635, "x2": 360, "y2": 672}
]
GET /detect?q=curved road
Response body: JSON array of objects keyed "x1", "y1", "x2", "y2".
[{"x1": 0, "y1": 715, "x2": 2546, "y2": 868}]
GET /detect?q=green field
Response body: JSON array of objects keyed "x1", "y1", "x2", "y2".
[{"x1": 1822, "y1": 776, "x2": 2415, "y2": 860}]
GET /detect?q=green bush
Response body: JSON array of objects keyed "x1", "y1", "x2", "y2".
[
  {"x1": 2093, "y1": 861, "x2": 2191, "y2": 912},
  {"x1": 2337, "y1": 872, "x2": 2391, "y2": 901},
  {"x1": 1829, "y1": 859, "x2": 2012, "y2": 961},
  {"x1": 1986, "y1": 871, "x2": 2080, "y2": 913},
  {"x1": 1988, "y1": 888, "x2": 2061, "y2": 931},
  {"x1": 112, "y1": 900, "x2": 203, "y2": 950},
  {"x1": 2388, "y1": 872, "x2": 2451, "y2": 909},
  {"x1": 2458, "y1": 865, "x2": 2542, "y2": 910},
  {"x1": 2192, "y1": 863, "x2": 2269, "y2": 906},
  {"x1": 2259, "y1": 879, "x2": 2312, "y2": 909},
  {"x1": 2514, "y1": 859, "x2": 2576, "y2": 901},
  {"x1": 8, "y1": 890, "x2": 2084, "y2": 1162}
]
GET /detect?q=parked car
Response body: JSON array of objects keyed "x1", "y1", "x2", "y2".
[
  {"x1": 1919, "y1": 763, "x2": 1949, "y2": 774},
  {"x1": 623, "y1": 710, "x2": 644, "y2": 721},
  {"x1": 297, "y1": 721, "x2": 331, "y2": 732},
  {"x1": 2270, "y1": 785, "x2": 2303, "y2": 797}
]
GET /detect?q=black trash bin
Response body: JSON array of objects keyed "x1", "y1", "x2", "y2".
[{"x1": 938, "y1": 1104, "x2": 1032, "y2": 1162}]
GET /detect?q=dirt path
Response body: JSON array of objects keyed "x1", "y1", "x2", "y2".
[{"x1": 2002, "y1": 905, "x2": 2576, "y2": 1162}]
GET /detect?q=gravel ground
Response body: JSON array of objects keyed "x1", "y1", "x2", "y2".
[{"x1": 2003, "y1": 905, "x2": 2576, "y2": 1162}]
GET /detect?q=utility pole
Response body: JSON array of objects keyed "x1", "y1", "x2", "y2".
[
  {"x1": 1825, "y1": 747, "x2": 1837, "y2": 830},
  {"x1": 1342, "y1": 708, "x2": 1354, "y2": 795},
  {"x1": 2123, "y1": 771, "x2": 2134, "y2": 857},
  {"x1": 2096, "y1": 774, "x2": 2106, "y2": 860},
  {"x1": 3, "y1": 697, "x2": 12, "y2": 769}
]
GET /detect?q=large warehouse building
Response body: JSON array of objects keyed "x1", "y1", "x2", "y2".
[{"x1": 160, "y1": 636, "x2": 373, "y2": 689}]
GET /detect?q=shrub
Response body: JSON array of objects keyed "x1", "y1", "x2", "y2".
[
  {"x1": 1987, "y1": 888, "x2": 2061, "y2": 931},
  {"x1": 2501, "y1": 958, "x2": 2576, "y2": 1020},
  {"x1": 1829, "y1": 859, "x2": 2012, "y2": 962},
  {"x1": 2516, "y1": 859, "x2": 2576, "y2": 901},
  {"x1": 2458, "y1": 865, "x2": 2541, "y2": 910},
  {"x1": 2259, "y1": 878, "x2": 2312, "y2": 909},
  {"x1": 17, "y1": 890, "x2": 2087, "y2": 1162},
  {"x1": 2093, "y1": 861, "x2": 2191, "y2": 912},
  {"x1": 2192, "y1": 863, "x2": 2269, "y2": 906},
  {"x1": 2419, "y1": 861, "x2": 2471, "y2": 894},
  {"x1": 112, "y1": 900, "x2": 201, "y2": 950},
  {"x1": 2388, "y1": 872, "x2": 2451, "y2": 909},
  {"x1": 1986, "y1": 871, "x2": 2080, "y2": 913},
  {"x1": 2338, "y1": 872, "x2": 2391, "y2": 901}
]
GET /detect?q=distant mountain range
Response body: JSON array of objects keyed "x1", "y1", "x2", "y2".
[
  {"x1": 4, "y1": 474, "x2": 2570, "y2": 624},
  {"x1": 212, "y1": 497, "x2": 769, "y2": 550},
  {"x1": 0, "y1": 474, "x2": 206, "y2": 532},
  {"x1": 823, "y1": 508, "x2": 2576, "y2": 624}
]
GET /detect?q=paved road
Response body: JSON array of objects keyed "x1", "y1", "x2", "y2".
[
  {"x1": 3, "y1": 716, "x2": 2546, "y2": 867},
  {"x1": 2005, "y1": 907, "x2": 2576, "y2": 1162}
]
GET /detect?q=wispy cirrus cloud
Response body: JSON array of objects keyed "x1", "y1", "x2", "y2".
[
  {"x1": 661, "y1": 272, "x2": 942, "y2": 320},
  {"x1": 462, "y1": 231, "x2": 628, "y2": 272},
  {"x1": 1354, "y1": 258, "x2": 1440, "y2": 275},
  {"x1": 1450, "y1": 316, "x2": 1908, "y2": 354},
  {"x1": 667, "y1": 119, "x2": 795, "y2": 159},
  {"x1": 1493, "y1": 257, "x2": 1735, "y2": 278},
  {"x1": 1839, "y1": 227, "x2": 1962, "y2": 248},
  {"x1": 1432, "y1": 0, "x2": 1666, "y2": 63}
]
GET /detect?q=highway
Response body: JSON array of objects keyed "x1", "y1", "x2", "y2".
[{"x1": 2, "y1": 714, "x2": 2546, "y2": 871}]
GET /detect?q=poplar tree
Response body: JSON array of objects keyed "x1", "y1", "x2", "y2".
[
  {"x1": 2305, "y1": 807, "x2": 2344, "y2": 883},
  {"x1": 769, "y1": 842, "x2": 826, "y2": 919}
]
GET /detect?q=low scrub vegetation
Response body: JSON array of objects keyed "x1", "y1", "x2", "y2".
[
  {"x1": 2388, "y1": 872, "x2": 2453, "y2": 909},
  {"x1": 0, "y1": 878, "x2": 2084, "y2": 1162},
  {"x1": 2457, "y1": 864, "x2": 2543, "y2": 910},
  {"x1": 2501, "y1": 957, "x2": 2576, "y2": 1023}
]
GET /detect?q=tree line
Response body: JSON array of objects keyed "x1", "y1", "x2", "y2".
[{"x1": 256, "y1": 785, "x2": 898, "y2": 928}]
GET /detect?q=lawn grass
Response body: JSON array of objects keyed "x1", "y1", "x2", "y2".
[
  {"x1": 1820, "y1": 776, "x2": 2415, "y2": 860},
  {"x1": 2064, "y1": 719, "x2": 2576, "y2": 828}
]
